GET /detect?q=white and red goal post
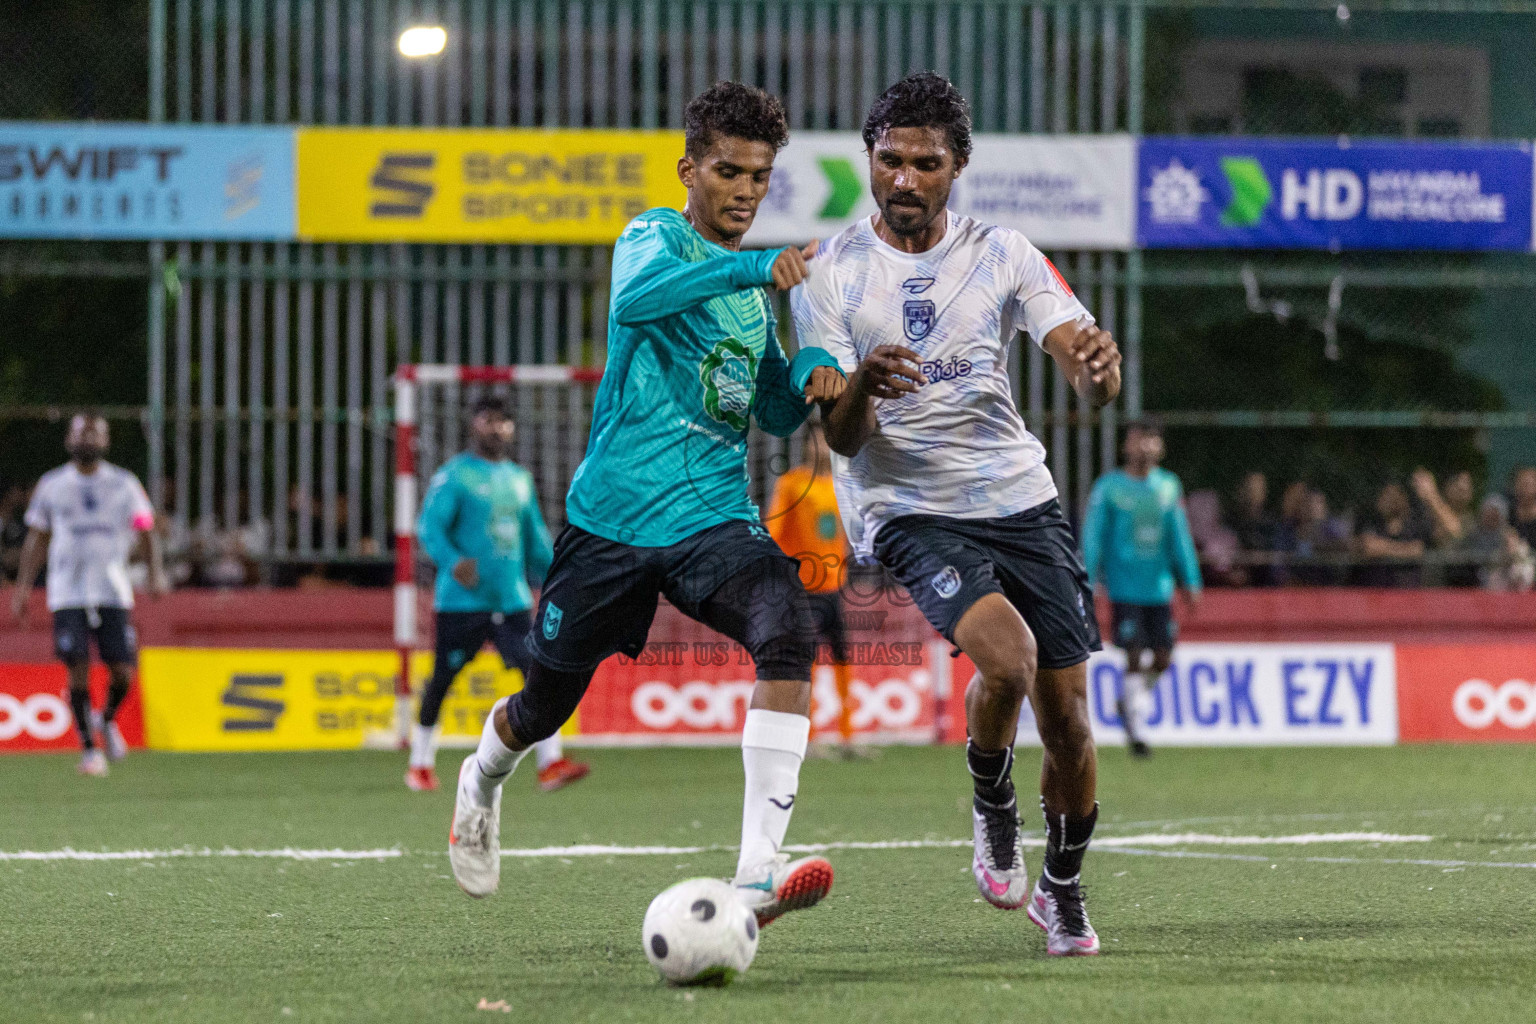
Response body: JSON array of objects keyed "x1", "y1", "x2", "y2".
[{"x1": 390, "y1": 364, "x2": 603, "y2": 745}]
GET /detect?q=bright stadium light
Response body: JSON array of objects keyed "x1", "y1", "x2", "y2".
[{"x1": 398, "y1": 26, "x2": 447, "y2": 58}]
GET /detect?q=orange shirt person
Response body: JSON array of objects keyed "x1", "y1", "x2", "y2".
[{"x1": 766, "y1": 420, "x2": 856, "y2": 749}]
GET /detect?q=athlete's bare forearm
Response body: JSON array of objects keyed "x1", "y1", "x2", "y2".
[
  {"x1": 823, "y1": 378, "x2": 880, "y2": 457},
  {"x1": 14, "y1": 529, "x2": 46, "y2": 594},
  {"x1": 1043, "y1": 321, "x2": 1121, "y2": 409},
  {"x1": 824, "y1": 345, "x2": 926, "y2": 457}
]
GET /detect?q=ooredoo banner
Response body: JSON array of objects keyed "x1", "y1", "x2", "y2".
[
  {"x1": 1395, "y1": 643, "x2": 1536, "y2": 742},
  {"x1": 745, "y1": 132, "x2": 1136, "y2": 249},
  {"x1": 0, "y1": 663, "x2": 143, "y2": 753},
  {"x1": 0, "y1": 123, "x2": 295, "y2": 239}
]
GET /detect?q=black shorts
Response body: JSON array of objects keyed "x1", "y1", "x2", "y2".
[
  {"x1": 53, "y1": 607, "x2": 137, "y2": 667},
  {"x1": 1111, "y1": 602, "x2": 1176, "y2": 653},
  {"x1": 806, "y1": 591, "x2": 849, "y2": 663},
  {"x1": 434, "y1": 609, "x2": 534, "y2": 676},
  {"x1": 526, "y1": 519, "x2": 813, "y2": 679},
  {"x1": 873, "y1": 499, "x2": 1101, "y2": 671}
]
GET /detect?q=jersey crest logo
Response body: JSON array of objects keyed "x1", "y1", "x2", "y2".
[
  {"x1": 900, "y1": 277, "x2": 935, "y2": 295},
  {"x1": 931, "y1": 566, "x2": 962, "y2": 600},
  {"x1": 903, "y1": 299, "x2": 936, "y2": 342},
  {"x1": 699, "y1": 336, "x2": 759, "y2": 433},
  {"x1": 542, "y1": 602, "x2": 563, "y2": 640}
]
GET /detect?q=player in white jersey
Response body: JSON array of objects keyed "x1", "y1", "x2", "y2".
[
  {"x1": 792, "y1": 73, "x2": 1121, "y2": 956},
  {"x1": 8, "y1": 414, "x2": 168, "y2": 776}
]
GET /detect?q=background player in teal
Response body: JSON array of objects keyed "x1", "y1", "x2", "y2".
[
  {"x1": 407, "y1": 396, "x2": 589, "y2": 794},
  {"x1": 1082, "y1": 419, "x2": 1203, "y2": 758},
  {"x1": 447, "y1": 84, "x2": 847, "y2": 929}
]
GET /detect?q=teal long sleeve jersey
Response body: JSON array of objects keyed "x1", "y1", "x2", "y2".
[
  {"x1": 1081, "y1": 467, "x2": 1203, "y2": 606},
  {"x1": 566, "y1": 208, "x2": 841, "y2": 547},
  {"x1": 417, "y1": 452, "x2": 555, "y2": 613}
]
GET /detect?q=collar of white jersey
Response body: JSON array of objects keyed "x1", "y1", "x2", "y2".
[{"x1": 859, "y1": 210, "x2": 964, "y2": 263}]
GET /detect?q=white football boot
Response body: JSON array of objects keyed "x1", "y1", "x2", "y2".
[
  {"x1": 734, "y1": 853, "x2": 834, "y2": 927},
  {"x1": 448, "y1": 756, "x2": 502, "y2": 898},
  {"x1": 971, "y1": 797, "x2": 1029, "y2": 909},
  {"x1": 1027, "y1": 877, "x2": 1101, "y2": 956}
]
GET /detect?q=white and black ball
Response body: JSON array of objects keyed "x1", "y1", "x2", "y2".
[{"x1": 642, "y1": 878, "x2": 759, "y2": 986}]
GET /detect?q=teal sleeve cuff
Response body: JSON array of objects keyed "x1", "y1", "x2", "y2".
[
  {"x1": 788, "y1": 346, "x2": 842, "y2": 394},
  {"x1": 734, "y1": 248, "x2": 783, "y2": 288}
]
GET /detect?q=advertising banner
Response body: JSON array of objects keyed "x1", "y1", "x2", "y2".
[
  {"x1": 1396, "y1": 643, "x2": 1536, "y2": 742},
  {"x1": 1138, "y1": 136, "x2": 1535, "y2": 251},
  {"x1": 1028, "y1": 643, "x2": 1400, "y2": 747},
  {"x1": 139, "y1": 647, "x2": 569, "y2": 752},
  {"x1": 746, "y1": 132, "x2": 1136, "y2": 249},
  {"x1": 0, "y1": 663, "x2": 143, "y2": 753},
  {"x1": 296, "y1": 128, "x2": 687, "y2": 243},
  {"x1": 0, "y1": 123, "x2": 295, "y2": 239}
]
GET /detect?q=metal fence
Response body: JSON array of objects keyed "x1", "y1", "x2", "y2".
[{"x1": 138, "y1": 0, "x2": 1145, "y2": 561}]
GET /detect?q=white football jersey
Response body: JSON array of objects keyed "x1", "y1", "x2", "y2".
[
  {"x1": 24, "y1": 462, "x2": 155, "y2": 611},
  {"x1": 790, "y1": 212, "x2": 1090, "y2": 557}
]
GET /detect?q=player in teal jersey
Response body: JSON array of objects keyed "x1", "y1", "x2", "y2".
[
  {"x1": 448, "y1": 84, "x2": 846, "y2": 926},
  {"x1": 1081, "y1": 420, "x2": 1202, "y2": 758},
  {"x1": 408, "y1": 396, "x2": 589, "y2": 793}
]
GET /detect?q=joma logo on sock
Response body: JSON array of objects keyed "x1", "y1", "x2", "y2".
[
  {"x1": 768, "y1": 796, "x2": 795, "y2": 811},
  {"x1": 221, "y1": 674, "x2": 285, "y2": 732}
]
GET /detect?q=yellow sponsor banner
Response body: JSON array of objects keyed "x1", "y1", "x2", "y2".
[
  {"x1": 295, "y1": 128, "x2": 687, "y2": 243},
  {"x1": 140, "y1": 647, "x2": 578, "y2": 752}
]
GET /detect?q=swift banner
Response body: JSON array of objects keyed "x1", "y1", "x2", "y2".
[
  {"x1": 1138, "y1": 137, "x2": 1535, "y2": 251},
  {"x1": 745, "y1": 132, "x2": 1136, "y2": 249},
  {"x1": 139, "y1": 647, "x2": 571, "y2": 751},
  {"x1": 295, "y1": 128, "x2": 686, "y2": 243},
  {"x1": 0, "y1": 123, "x2": 295, "y2": 239}
]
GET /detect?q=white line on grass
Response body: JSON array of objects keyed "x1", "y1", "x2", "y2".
[{"x1": 0, "y1": 832, "x2": 1431, "y2": 863}]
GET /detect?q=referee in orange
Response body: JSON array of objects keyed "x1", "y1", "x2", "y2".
[{"x1": 766, "y1": 418, "x2": 858, "y2": 754}]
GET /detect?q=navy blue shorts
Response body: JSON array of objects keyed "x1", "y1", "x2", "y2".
[
  {"x1": 434, "y1": 609, "x2": 534, "y2": 676},
  {"x1": 526, "y1": 519, "x2": 813, "y2": 679},
  {"x1": 53, "y1": 607, "x2": 137, "y2": 667},
  {"x1": 873, "y1": 499, "x2": 1101, "y2": 671},
  {"x1": 1111, "y1": 602, "x2": 1176, "y2": 653}
]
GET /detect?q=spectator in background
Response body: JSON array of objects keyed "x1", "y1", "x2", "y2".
[
  {"x1": 1, "y1": 480, "x2": 30, "y2": 582},
  {"x1": 1410, "y1": 468, "x2": 1471, "y2": 549},
  {"x1": 1509, "y1": 467, "x2": 1536, "y2": 550},
  {"x1": 1283, "y1": 487, "x2": 1353, "y2": 586},
  {"x1": 1355, "y1": 482, "x2": 1433, "y2": 587},
  {"x1": 1462, "y1": 495, "x2": 1535, "y2": 591},
  {"x1": 1227, "y1": 471, "x2": 1280, "y2": 585}
]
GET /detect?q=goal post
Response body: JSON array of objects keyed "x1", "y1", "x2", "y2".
[{"x1": 389, "y1": 364, "x2": 604, "y2": 747}]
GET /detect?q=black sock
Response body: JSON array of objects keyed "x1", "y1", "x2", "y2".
[
  {"x1": 966, "y1": 739, "x2": 1016, "y2": 808},
  {"x1": 103, "y1": 675, "x2": 131, "y2": 723},
  {"x1": 68, "y1": 687, "x2": 95, "y2": 750},
  {"x1": 1042, "y1": 799, "x2": 1098, "y2": 884}
]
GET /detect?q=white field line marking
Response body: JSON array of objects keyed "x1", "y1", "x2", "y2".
[
  {"x1": 1105, "y1": 847, "x2": 1536, "y2": 870},
  {"x1": 0, "y1": 832, "x2": 1430, "y2": 863}
]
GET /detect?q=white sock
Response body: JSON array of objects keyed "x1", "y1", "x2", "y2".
[
  {"x1": 533, "y1": 733, "x2": 562, "y2": 771},
  {"x1": 734, "y1": 709, "x2": 810, "y2": 880},
  {"x1": 1127, "y1": 671, "x2": 1157, "y2": 736},
  {"x1": 461, "y1": 699, "x2": 529, "y2": 808},
  {"x1": 409, "y1": 723, "x2": 439, "y2": 769}
]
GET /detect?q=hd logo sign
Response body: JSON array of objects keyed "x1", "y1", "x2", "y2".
[{"x1": 296, "y1": 128, "x2": 685, "y2": 243}]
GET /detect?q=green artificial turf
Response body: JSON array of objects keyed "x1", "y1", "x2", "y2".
[{"x1": 2, "y1": 744, "x2": 1533, "y2": 1023}]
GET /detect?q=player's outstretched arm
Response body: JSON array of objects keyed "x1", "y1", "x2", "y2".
[
  {"x1": 610, "y1": 218, "x2": 802, "y2": 327},
  {"x1": 8, "y1": 527, "x2": 47, "y2": 623},
  {"x1": 822, "y1": 346, "x2": 926, "y2": 457},
  {"x1": 751, "y1": 340, "x2": 844, "y2": 437},
  {"x1": 1043, "y1": 320, "x2": 1121, "y2": 408}
]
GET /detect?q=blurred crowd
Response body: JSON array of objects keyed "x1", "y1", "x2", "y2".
[
  {"x1": 1188, "y1": 467, "x2": 1536, "y2": 590},
  {"x1": 5, "y1": 468, "x2": 1535, "y2": 592}
]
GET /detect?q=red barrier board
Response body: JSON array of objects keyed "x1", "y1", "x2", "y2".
[
  {"x1": 0, "y1": 664, "x2": 145, "y2": 753},
  {"x1": 1396, "y1": 644, "x2": 1536, "y2": 742}
]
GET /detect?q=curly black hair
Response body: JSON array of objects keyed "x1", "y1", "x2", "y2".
[
  {"x1": 683, "y1": 81, "x2": 790, "y2": 160},
  {"x1": 861, "y1": 71, "x2": 973, "y2": 162}
]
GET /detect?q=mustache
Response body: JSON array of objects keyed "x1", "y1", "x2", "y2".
[{"x1": 885, "y1": 192, "x2": 925, "y2": 207}]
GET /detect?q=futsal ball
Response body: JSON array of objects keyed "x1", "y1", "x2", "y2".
[{"x1": 642, "y1": 878, "x2": 759, "y2": 986}]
